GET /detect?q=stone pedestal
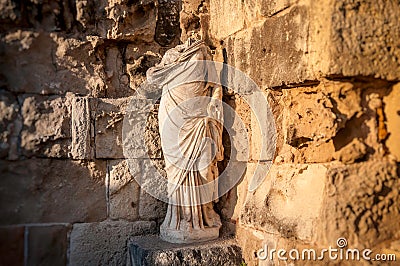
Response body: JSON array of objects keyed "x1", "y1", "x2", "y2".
[
  {"x1": 160, "y1": 225, "x2": 220, "y2": 244},
  {"x1": 128, "y1": 235, "x2": 243, "y2": 266}
]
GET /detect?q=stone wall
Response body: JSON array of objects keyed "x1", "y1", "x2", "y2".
[
  {"x1": 0, "y1": 0, "x2": 180, "y2": 264},
  {"x1": 204, "y1": 0, "x2": 400, "y2": 265},
  {"x1": 1, "y1": 0, "x2": 400, "y2": 265}
]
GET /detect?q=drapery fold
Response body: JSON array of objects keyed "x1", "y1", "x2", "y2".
[{"x1": 147, "y1": 39, "x2": 223, "y2": 241}]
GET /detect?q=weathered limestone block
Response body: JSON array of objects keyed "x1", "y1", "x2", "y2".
[
  {"x1": 75, "y1": 0, "x2": 161, "y2": 42},
  {"x1": 19, "y1": 94, "x2": 72, "y2": 158},
  {"x1": 223, "y1": 94, "x2": 251, "y2": 162},
  {"x1": 69, "y1": 221, "x2": 157, "y2": 266},
  {"x1": 235, "y1": 226, "x2": 323, "y2": 266},
  {"x1": 279, "y1": 84, "x2": 339, "y2": 163},
  {"x1": 155, "y1": 0, "x2": 181, "y2": 46},
  {"x1": 320, "y1": 160, "x2": 400, "y2": 249},
  {"x1": 125, "y1": 44, "x2": 161, "y2": 92},
  {"x1": 284, "y1": 88, "x2": 338, "y2": 145},
  {"x1": 27, "y1": 225, "x2": 70, "y2": 266},
  {"x1": 0, "y1": 0, "x2": 75, "y2": 32},
  {"x1": 0, "y1": 32, "x2": 99, "y2": 95},
  {"x1": 138, "y1": 189, "x2": 167, "y2": 221},
  {"x1": 243, "y1": 0, "x2": 300, "y2": 19},
  {"x1": 95, "y1": 98, "x2": 162, "y2": 159},
  {"x1": 269, "y1": 80, "x2": 394, "y2": 164},
  {"x1": 325, "y1": 0, "x2": 400, "y2": 80},
  {"x1": 0, "y1": 32, "x2": 57, "y2": 94},
  {"x1": 71, "y1": 96, "x2": 94, "y2": 159},
  {"x1": 0, "y1": 159, "x2": 106, "y2": 225},
  {"x1": 383, "y1": 83, "x2": 400, "y2": 160},
  {"x1": 103, "y1": 1, "x2": 157, "y2": 42},
  {"x1": 180, "y1": 0, "x2": 211, "y2": 42},
  {"x1": 0, "y1": 226, "x2": 24, "y2": 266},
  {"x1": 330, "y1": 80, "x2": 393, "y2": 162},
  {"x1": 106, "y1": 157, "x2": 167, "y2": 221},
  {"x1": 108, "y1": 159, "x2": 140, "y2": 221},
  {"x1": 123, "y1": 100, "x2": 162, "y2": 159},
  {"x1": 0, "y1": 90, "x2": 21, "y2": 160},
  {"x1": 211, "y1": 0, "x2": 400, "y2": 88},
  {"x1": 144, "y1": 105, "x2": 163, "y2": 159},
  {"x1": 249, "y1": 92, "x2": 276, "y2": 162},
  {"x1": 236, "y1": 160, "x2": 400, "y2": 265},
  {"x1": 105, "y1": 46, "x2": 132, "y2": 98},
  {"x1": 220, "y1": 5, "x2": 311, "y2": 89},
  {"x1": 94, "y1": 97, "x2": 131, "y2": 159},
  {"x1": 210, "y1": 0, "x2": 244, "y2": 39},
  {"x1": 240, "y1": 160, "x2": 400, "y2": 253},
  {"x1": 52, "y1": 34, "x2": 106, "y2": 97},
  {"x1": 138, "y1": 159, "x2": 167, "y2": 221},
  {"x1": 333, "y1": 138, "x2": 367, "y2": 164},
  {"x1": 129, "y1": 235, "x2": 243, "y2": 266},
  {"x1": 240, "y1": 163, "x2": 327, "y2": 242},
  {"x1": 211, "y1": 0, "x2": 303, "y2": 39},
  {"x1": 1, "y1": 1, "x2": 175, "y2": 47}
]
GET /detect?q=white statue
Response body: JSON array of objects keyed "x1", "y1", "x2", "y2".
[{"x1": 146, "y1": 37, "x2": 224, "y2": 243}]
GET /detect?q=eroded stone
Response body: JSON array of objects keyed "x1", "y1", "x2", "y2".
[
  {"x1": 69, "y1": 221, "x2": 157, "y2": 266},
  {"x1": 0, "y1": 159, "x2": 106, "y2": 225}
]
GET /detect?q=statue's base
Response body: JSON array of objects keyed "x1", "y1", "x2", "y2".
[
  {"x1": 128, "y1": 235, "x2": 243, "y2": 266},
  {"x1": 160, "y1": 225, "x2": 220, "y2": 244}
]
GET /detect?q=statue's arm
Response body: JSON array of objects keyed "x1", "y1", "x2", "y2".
[{"x1": 207, "y1": 85, "x2": 224, "y2": 161}]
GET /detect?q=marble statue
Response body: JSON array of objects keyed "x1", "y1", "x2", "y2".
[{"x1": 146, "y1": 38, "x2": 223, "y2": 243}]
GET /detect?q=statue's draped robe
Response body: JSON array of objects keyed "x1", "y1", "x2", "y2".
[{"x1": 147, "y1": 40, "x2": 223, "y2": 236}]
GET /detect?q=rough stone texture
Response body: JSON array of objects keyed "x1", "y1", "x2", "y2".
[
  {"x1": 327, "y1": 0, "x2": 400, "y2": 80},
  {"x1": 235, "y1": 160, "x2": 400, "y2": 264},
  {"x1": 240, "y1": 163, "x2": 327, "y2": 242},
  {"x1": 104, "y1": 46, "x2": 131, "y2": 98},
  {"x1": 320, "y1": 160, "x2": 400, "y2": 249},
  {"x1": 69, "y1": 221, "x2": 157, "y2": 266},
  {"x1": 269, "y1": 79, "x2": 395, "y2": 164},
  {"x1": 108, "y1": 159, "x2": 140, "y2": 221},
  {"x1": 0, "y1": 226, "x2": 24, "y2": 266},
  {"x1": 0, "y1": 32, "x2": 86, "y2": 95},
  {"x1": 106, "y1": 158, "x2": 167, "y2": 222},
  {"x1": 123, "y1": 101, "x2": 163, "y2": 159},
  {"x1": 0, "y1": 159, "x2": 106, "y2": 225},
  {"x1": 27, "y1": 225, "x2": 70, "y2": 266},
  {"x1": 0, "y1": 89, "x2": 21, "y2": 160},
  {"x1": 125, "y1": 44, "x2": 162, "y2": 93},
  {"x1": 138, "y1": 159, "x2": 168, "y2": 221},
  {"x1": 71, "y1": 96, "x2": 94, "y2": 159},
  {"x1": 223, "y1": 94, "x2": 251, "y2": 162},
  {"x1": 144, "y1": 105, "x2": 163, "y2": 159},
  {"x1": 76, "y1": 0, "x2": 159, "y2": 42},
  {"x1": 180, "y1": 0, "x2": 210, "y2": 42},
  {"x1": 209, "y1": 0, "x2": 244, "y2": 40},
  {"x1": 129, "y1": 235, "x2": 243, "y2": 266},
  {"x1": 383, "y1": 83, "x2": 400, "y2": 161},
  {"x1": 94, "y1": 97, "x2": 131, "y2": 159},
  {"x1": 20, "y1": 94, "x2": 72, "y2": 158},
  {"x1": 155, "y1": 0, "x2": 181, "y2": 46},
  {"x1": 138, "y1": 189, "x2": 167, "y2": 221},
  {"x1": 210, "y1": 0, "x2": 400, "y2": 88},
  {"x1": 224, "y1": 5, "x2": 311, "y2": 89},
  {"x1": 50, "y1": 34, "x2": 107, "y2": 97}
]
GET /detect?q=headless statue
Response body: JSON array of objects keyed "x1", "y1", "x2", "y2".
[{"x1": 146, "y1": 37, "x2": 223, "y2": 243}]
